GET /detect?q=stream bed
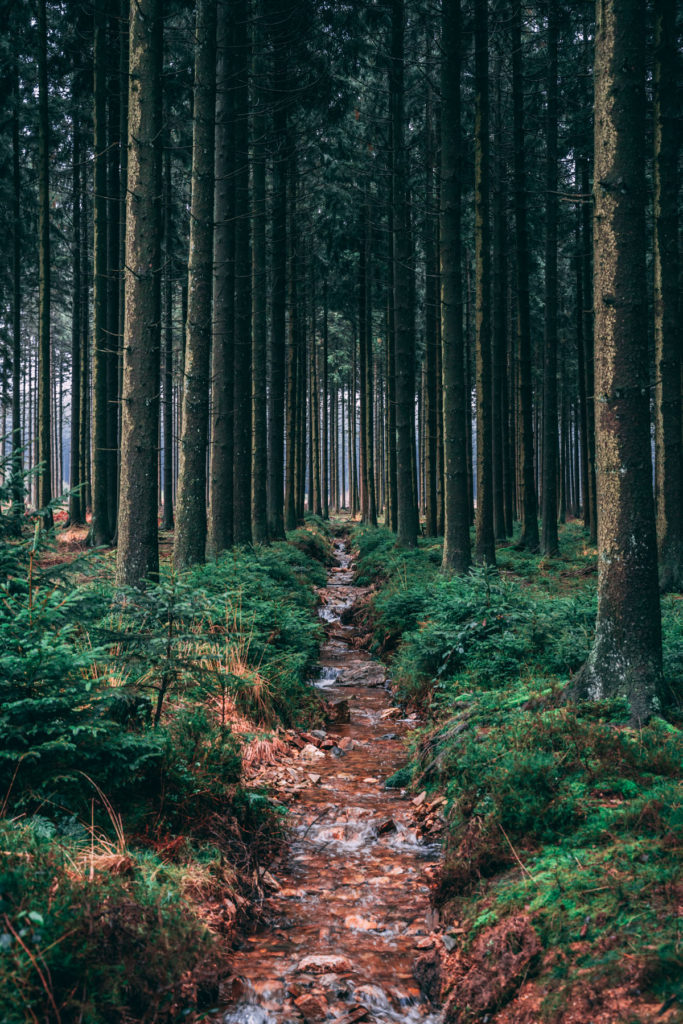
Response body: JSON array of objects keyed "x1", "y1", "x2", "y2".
[{"x1": 219, "y1": 535, "x2": 442, "y2": 1024}]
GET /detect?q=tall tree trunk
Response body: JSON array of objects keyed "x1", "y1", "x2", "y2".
[
  {"x1": 285, "y1": 154, "x2": 299, "y2": 531},
  {"x1": 321, "y1": 279, "x2": 329, "y2": 519},
  {"x1": 92, "y1": 0, "x2": 110, "y2": 544},
  {"x1": 653, "y1": 0, "x2": 681, "y2": 591},
  {"x1": 209, "y1": 2, "x2": 235, "y2": 554},
  {"x1": 174, "y1": 0, "x2": 217, "y2": 567},
  {"x1": 424, "y1": 69, "x2": 438, "y2": 538},
  {"x1": 491, "y1": 52, "x2": 507, "y2": 541},
  {"x1": 570, "y1": 0, "x2": 664, "y2": 725},
  {"x1": 440, "y1": 0, "x2": 470, "y2": 573},
  {"x1": 390, "y1": 0, "x2": 418, "y2": 548},
  {"x1": 37, "y1": 0, "x2": 52, "y2": 524},
  {"x1": 116, "y1": 0, "x2": 163, "y2": 587},
  {"x1": 511, "y1": 0, "x2": 538, "y2": 551},
  {"x1": 232, "y1": 0, "x2": 252, "y2": 544},
  {"x1": 541, "y1": 0, "x2": 559, "y2": 556},
  {"x1": 69, "y1": 94, "x2": 82, "y2": 525},
  {"x1": 161, "y1": 139, "x2": 174, "y2": 531},
  {"x1": 106, "y1": 14, "x2": 121, "y2": 538},
  {"x1": 473, "y1": 0, "x2": 495, "y2": 566},
  {"x1": 252, "y1": 13, "x2": 269, "y2": 542},
  {"x1": 11, "y1": 57, "x2": 23, "y2": 522}
]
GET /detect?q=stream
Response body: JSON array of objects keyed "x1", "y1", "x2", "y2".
[{"x1": 220, "y1": 535, "x2": 442, "y2": 1024}]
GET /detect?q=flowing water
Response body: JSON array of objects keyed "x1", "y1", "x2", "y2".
[{"x1": 219, "y1": 536, "x2": 442, "y2": 1024}]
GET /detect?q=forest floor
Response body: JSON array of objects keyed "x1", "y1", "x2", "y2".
[{"x1": 1, "y1": 513, "x2": 680, "y2": 1023}]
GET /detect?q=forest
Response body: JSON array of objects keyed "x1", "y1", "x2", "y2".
[{"x1": 0, "y1": 0, "x2": 681, "y2": 1021}]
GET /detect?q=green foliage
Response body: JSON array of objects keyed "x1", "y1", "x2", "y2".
[
  {"x1": 356, "y1": 521, "x2": 683, "y2": 1017},
  {"x1": 0, "y1": 819, "x2": 214, "y2": 1023}
]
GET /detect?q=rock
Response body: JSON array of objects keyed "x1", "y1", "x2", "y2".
[
  {"x1": 310, "y1": 729, "x2": 327, "y2": 740},
  {"x1": 441, "y1": 933, "x2": 457, "y2": 953},
  {"x1": 382, "y1": 732, "x2": 399, "y2": 740},
  {"x1": 300, "y1": 743, "x2": 325, "y2": 761},
  {"x1": 380, "y1": 707, "x2": 401, "y2": 719},
  {"x1": 307, "y1": 773, "x2": 322, "y2": 785},
  {"x1": 378, "y1": 818, "x2": 397, "y2": 835},
  {"x1": 344, "y1": 913, "x2": 380, "y2": 931},
  {"x1": 416, "y1": 936, "x2": 435, "y2": 950},
  {"x1": 296, "y1": 954, "x2": 354, "y2": 974},
  {"x1": 413, "y1": 947, "x2": 443, "y2": 1005},
  {"x1": 335, "y1": 1008, "x2": 369, "y2": 1024},
  {"x1": 328, "y1": 698, "x2": 351, "y2": 723},
  {"x1": 338, "y1": 736, "x2": 355, "y2": 751},
  {"x1": 294, "y1": 993, "x2": 328, "y2": 1021},
  {"x1": 330, "y1": 746, "x2": 345, "y2": 758},
  {"x1": 413, "y1": 791, "x2": 427, "y2": 808},
  {"x1": 321, "y1": 738, "x2": 335, "y2": 749}
]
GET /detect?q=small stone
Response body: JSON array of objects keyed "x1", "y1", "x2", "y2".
[
  {"x1": 344, "y1": 913, "x2": 380, "y2": 931},
  {"x1": 416, "y1": 936, "x2": 435, "y2": 949},
  {"x1": 441, "y1": 933, "x2": 457, "y2": 952},
  {"x1": 413, "y1": 791, "x2": 427, "y2": 808},
  {"x1": 330, "y1": 746, "x2": 344, "y2": 758},
  {"x1": 310, "y1": 729, "x2": 327, "y2": 740},
  {"x1": 297, "y1": 954, "x2": 354, "y2": 974},
  {"x1": 378, "y1": 818, "x2": 397, "y2": 835},
  {"x1": 308, "y1": 773, "x2": 322, "y2": 785},
  {"x1": 300, "y1": 743, "x2": 325, "y2": 761},
  {"x1": 294, "y1": 993, "x2": 328, "y2": 1021},
  {"x1": 338, "y1": 736, "x2": 355, "y2": 751}
]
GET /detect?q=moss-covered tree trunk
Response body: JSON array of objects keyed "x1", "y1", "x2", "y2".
[
  {"x1": 116, "y1": 0, "x2": 162, "y2": 587},
  {"x1": 440, "y1": 0, "x2": 470, "y2": 574},
  {"x1": 653, "y1": 0, "x2": 681, "y2": 592},
  {"x1": 570, "y1": 0, "x2": 664, "y2": 725},
  {"x1": 11, "y1": 56, "x2": 23, "y2": 522},
  {"x1": 174, "y1": 0, "x2": 217, "y2": 567}
]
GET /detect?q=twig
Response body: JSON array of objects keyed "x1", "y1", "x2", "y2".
[{"x1": 498, "y1": 824, "x2": 533, "y2": 879}]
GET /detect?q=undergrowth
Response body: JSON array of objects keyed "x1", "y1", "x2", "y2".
[
  {"x1": 354, "y1": 521, "x2": 682, "y2": 1021},
  {"x1": 0, "y1": 471, "x2": 330, "y2": 1023}
]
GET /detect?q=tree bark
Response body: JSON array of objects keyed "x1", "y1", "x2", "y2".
[
  {"x1": 541, "y1": 0, "x2": 559, "y2": 556},
  {"x1": 473, "y1": 0, "x2": 495, "y2": 567},
  {"x1": 570, "y1": 0, "x2": 664, "y2": 725},
  {"x1": 116, "y1": 0, "x2": 163, "y2": 587},
  {"x1": 440, "y1": 0, "x2": 470, "y2": 573},
  {"x1": 653, "y1": 0, "x2": 681, "y2": 591},
  {"x1": 209, "y1": 1, "x2": 235, "y2": 555},
  {"x1": 391, "y1": 0, "x2": 418, "y2": 548},
  {"x1": 37, "y1": 0, "x2": 52, "y2": 524},
  {"x1": 174, "y1": 0, "x2": 217, "y2": 567},
  {"x1": 511, "y1": 0, "x2": 538, "y2": 552}
]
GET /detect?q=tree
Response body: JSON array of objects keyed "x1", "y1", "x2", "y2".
[
  {"x1": 390, "y1": 0, "x2": 418, "y2": 548},
  {"x1": 37, "y1": 0, "x2": 52, "y2": 525},
  {"x1": 440, "y1": 0, "x2": 470, "y2": 574},
  {"x1": 174, "y1": 0, "x2": 217, "y2": 568},
  {"x1": 653, "y1": 0, "x2": 681, "y2": 592},
  {"x1": 209, "y1": 0, "x2": 236, "y2": 556},
  {"x1": 540, "y1": 0, "x2": 559, "y2": 556},
  {"x1": 570, "y1": 0, "x2": 664, "y2": 725},
  {"x1": 473, "y1": 0, "x2": 495, "y2": 567},
  {"x1": 232, "y1": 0, "x2": 252, "y2": 545},
  {"x1": 116, "y1": 0, "x2": 163, "y2": 587},
  {"x1": 511, "y1": 0, "x2": 538, "y2": 552}
]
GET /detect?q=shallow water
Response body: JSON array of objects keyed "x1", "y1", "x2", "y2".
[{"x1": 219, "y1": 536, "x2": 442, "y2": 1024}]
